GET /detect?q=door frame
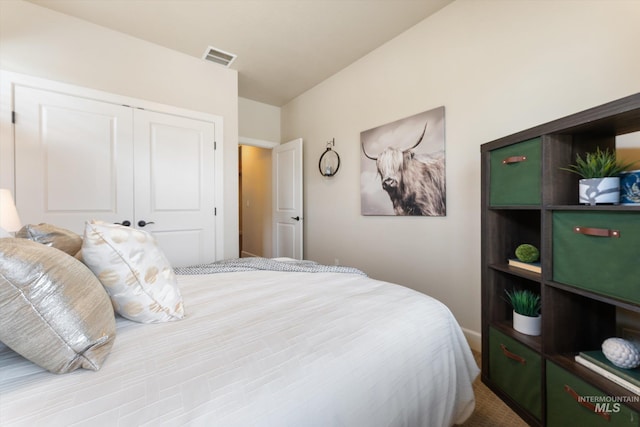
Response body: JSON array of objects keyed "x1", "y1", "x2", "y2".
[
  {"x1": 238, "y1": 136, "x2": 279, "y2": 258},
  {"x1": 0, "y1": 70, "x2": 225, "y2": 259},
  {"x1": 239, "y1": 136, "x2": 304, "y2": 260},
  {"x1": 239, "y1": 136, "x2": 279, "y2": 150}
]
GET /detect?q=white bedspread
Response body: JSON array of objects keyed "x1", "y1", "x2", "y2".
[{"x1": 0, "y1": 270, "x2": 478, "y2": 426}]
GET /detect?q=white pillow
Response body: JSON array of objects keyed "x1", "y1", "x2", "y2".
[{"x1": 81, "y1": 221, "x2": 184, "y2": 323}]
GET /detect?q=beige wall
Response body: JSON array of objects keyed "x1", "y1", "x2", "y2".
[
  {"x1": 239, "y1": 97, "x2": 281, "y2": 143},
  {"x1": 0, "y1": 0, "x2": 239, "y2": 258},
  {"x1": 281, "y1": 0, "x2": 640, "y2": 348}
]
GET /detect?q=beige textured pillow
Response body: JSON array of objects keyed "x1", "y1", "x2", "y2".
[
  {"x1": 0, "y1": 238, "x2": 116, "y2": 374},
  {"x1": 81, "y1": 221, "x2": 184, "y2": 323},
  {"x1": 17, "y1": 223, "x2": 83, "y2": 256}
]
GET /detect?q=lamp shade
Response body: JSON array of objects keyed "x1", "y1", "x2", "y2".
[{"x1": 0, "y1": 189, "x2": 22, "y2": 233}]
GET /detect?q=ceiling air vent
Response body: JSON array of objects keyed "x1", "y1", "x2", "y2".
[{"x1": 202, "y1": 46, "x2": 237, "y2": 68}]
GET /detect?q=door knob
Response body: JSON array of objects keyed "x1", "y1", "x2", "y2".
[
  {"x1": 137, "y1": 220, "x2": 155, "y2": 227},
  {"x1": 115, "y1": 220, "x2": 131, "y2": 227},
  {"x1": 291, "y1": 216, "x2": 300, "y2": 221}
]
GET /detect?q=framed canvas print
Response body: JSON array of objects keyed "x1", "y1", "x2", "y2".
[{"x1": 360, "y1": 106, "x2": 445, "y2": 216}]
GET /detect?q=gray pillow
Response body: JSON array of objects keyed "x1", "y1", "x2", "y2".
[
  {"x1": 0, "y1": 238, "x2": 116, "y2": 374},
  {"x1": 16, "y1": 223, "x2": 83, "y2": 256}
]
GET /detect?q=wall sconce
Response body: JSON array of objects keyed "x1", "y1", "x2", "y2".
[
  {"x1": 0, "y1": 188, "x2": 22, "y2": 237},
  {"x1": 319, "y1": 138, "x2": 340, "y2": 177}
]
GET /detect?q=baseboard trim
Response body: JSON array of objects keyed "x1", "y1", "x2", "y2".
[{"x1": 462, "y1": 327, "x2": 481, "y2": 353}]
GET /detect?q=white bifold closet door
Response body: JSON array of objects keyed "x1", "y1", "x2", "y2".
[
  {"x1": 14, "y1": 86, "x2": 216, "y2": 267},
  {"x1": 133, "y1": 108, "x2": 216, "y2": 267}
]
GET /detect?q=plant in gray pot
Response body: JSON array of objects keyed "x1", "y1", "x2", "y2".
[
  {"x1": 505, "y1": 289, "x2": 541, "y2": 336},
  {"x1": 561, "y1": 147, "x2": 637, "y2": 205}
]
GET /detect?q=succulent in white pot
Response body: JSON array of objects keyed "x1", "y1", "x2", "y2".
[
  {"x1": 560, "y1": 148, "x2": 637, "y2": 205},
  {"x1": 505, "y1": 289, "x2": 541, "y2": 336}
]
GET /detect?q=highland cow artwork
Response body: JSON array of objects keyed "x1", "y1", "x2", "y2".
[{"x1": 360, "y1": 107, "x2": 446, "y2": 216}]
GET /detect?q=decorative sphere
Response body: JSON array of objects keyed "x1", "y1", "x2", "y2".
[
  {"x1": 602, "y1": 338, "x2": 640, "y2": 369},
  {"x1": 515, "y1": 244, "x2": 540, "y2": 263}
]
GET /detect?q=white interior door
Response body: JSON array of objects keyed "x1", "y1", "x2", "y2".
[
  {"x1": 272, "y1": 138, "x2": 303, "y2": 259},
  {"x1": 134, "y1": 109, "x2": 217, "y2": 267},
  {"x1": 14, "y1": 86, "x2": 134, "y2": 233}
]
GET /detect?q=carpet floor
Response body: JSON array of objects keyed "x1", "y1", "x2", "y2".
[{"x1": 458, "y1": 351, "x2": 529, "y2": 427}]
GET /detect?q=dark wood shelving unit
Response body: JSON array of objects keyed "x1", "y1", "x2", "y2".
[{"x1": 481, "y1": 93, "x2": 640, "y2": 426}]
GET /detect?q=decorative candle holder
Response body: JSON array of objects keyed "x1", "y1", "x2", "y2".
[{"x1": 319, "y1": 138, "x2": 340, "y2": 177}]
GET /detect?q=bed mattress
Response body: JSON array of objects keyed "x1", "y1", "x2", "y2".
[{"x1": 0, "y1": 269, "x2": 478, "y2": 426}]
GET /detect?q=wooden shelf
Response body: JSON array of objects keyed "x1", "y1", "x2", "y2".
[
  {"x1": 547, "y1": 204, "x2": 640, "y2": 211},
  {"x1": 489, "y1": 262, "x2": 542, "y2": 282},
  {"x1": 546, "y1": 280, "x2": 640, "y2": 313},
  {"x1": 481, "y1": 92, "x2": 640, "y2": 426},
  {"x1": 492, "y1": 319, "x2": 543, "y2": 353}
]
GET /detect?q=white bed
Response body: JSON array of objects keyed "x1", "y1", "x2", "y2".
[{"x1": 0, "y1": 267, "x2": 478, "y2": 426}]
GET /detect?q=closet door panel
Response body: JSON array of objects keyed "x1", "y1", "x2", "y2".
[
  {"x1": 14, "y1": 86, "x2": 134, "y2": 234},
  {"x1": 133, "y1": 109, "x2": 216, "y2": 266},
  {"x1": 44, "y1": 108, "x2": 113, "y2": 211},
  {"x1": 151, "y1": 124, "x2": 201, "y2": 210}
]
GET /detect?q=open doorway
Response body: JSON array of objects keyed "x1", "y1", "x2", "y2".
[{"x1": 238, "y1": 145, "x2": 273, "y2": 258}]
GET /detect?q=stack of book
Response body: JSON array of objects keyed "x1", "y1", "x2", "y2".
[
  {"x1": 575, "y1": 350, "x2": 640, "y2": 395},
  {"x1": 508, "y1": 258, "x2": 541, "y2": 274}
]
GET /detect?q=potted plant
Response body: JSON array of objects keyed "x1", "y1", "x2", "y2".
[
  {"x1": 505, "y1": 289, "x2": 541, "y2": 336},
  {"x1": 560, "y1": 147, "x2": 637, "y2": 205}
]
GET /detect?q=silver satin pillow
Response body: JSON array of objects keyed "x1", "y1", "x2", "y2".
[
  {"x1": 16, "y1": 223, "x2": 83, "y2": 256},
  {"x1": 0, "y1": 238, "x2": 116, "y2": 374}
]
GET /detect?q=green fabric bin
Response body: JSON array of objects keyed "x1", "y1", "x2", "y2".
[
  {"x1": 553, "y1": 211, "x2": 640, "y2": 303},
  {"x1": 490, "y1": 137, "x2": 542, "y2": 206},
  {"x1": 489, "y1": 327, "x2": 542, "y2": 420},
  {"x1": 547, "y1": 361, "x2": 639, "y2": 426}
]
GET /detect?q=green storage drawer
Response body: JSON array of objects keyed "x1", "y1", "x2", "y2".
[
  {"x1": 547, "y1": 361, "x2": 639, "y2": 426},
  {"x1": 553, "y1": 211, "x2": 640, "y2": 303},
  {"x1": 490, "y1": 137, "x2": 542, "y2": 206},
  {"x1": 489, "y1": 327, "x2": 542, "y2": 420}
]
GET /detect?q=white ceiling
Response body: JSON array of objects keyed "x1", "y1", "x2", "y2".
[{"x1": 27, "y1": 0, "x2": 453, "y2": 106}]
